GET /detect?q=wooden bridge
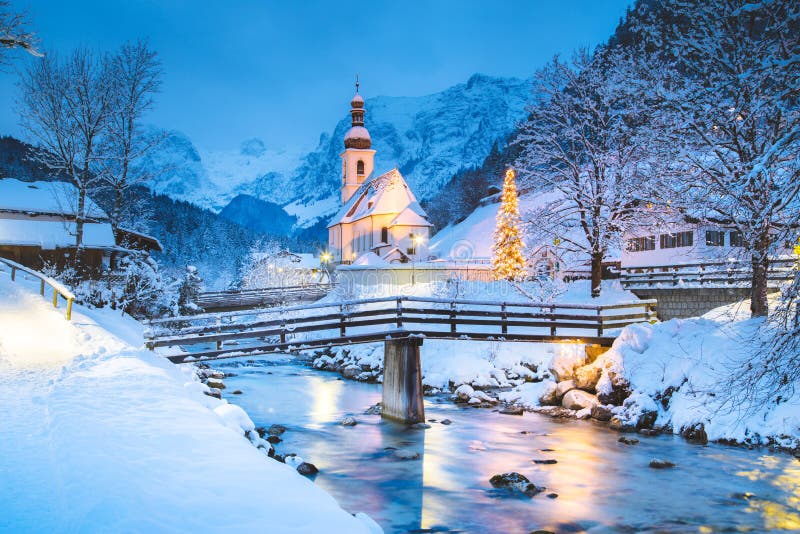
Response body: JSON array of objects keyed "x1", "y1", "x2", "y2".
[
  {"x1": 147, "y1": 296, "x2": 656, "y2": 423},
  {"x1": 195, "y1": 283, "x2": 335, "y2": 312}
]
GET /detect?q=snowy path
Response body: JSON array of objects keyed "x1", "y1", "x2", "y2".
[{"x1": 0, "y1": 276, "x2": 378, "y2": 533}]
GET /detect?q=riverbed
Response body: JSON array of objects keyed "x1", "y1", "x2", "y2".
[{"x1": 216, "y1": 354, "x2": 800, "y2": 533}]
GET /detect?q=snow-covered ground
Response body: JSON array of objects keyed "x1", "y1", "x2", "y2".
[{"x1": 0, "y1": 270, "x2": 379, "y2": 533}]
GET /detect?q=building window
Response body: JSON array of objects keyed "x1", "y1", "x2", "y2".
[
  {"x1": 357, "y1": 160, "x2": 365, "y2": 175},
  {"x1": 730, "y1": 230, "x2": 744, "y2": 247},
  {"x1": 660, "y1": 231, "x2": 693, "y2": 249},
  {"x1": 706, "y1": 230, "x2": 725, "y2": 247},
  {"x1": 627, "y1": 235, "x2": 655, "y2": 252},
  {"x1": 381, "y1": 227, "x2": 388, "y2": 243}
]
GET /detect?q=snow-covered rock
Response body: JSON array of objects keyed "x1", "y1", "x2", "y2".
[{"x1": 561, "y1": 389, "x2": 600, "y2": 411}]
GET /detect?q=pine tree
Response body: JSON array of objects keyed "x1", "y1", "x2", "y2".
[{"x1": 492, "y1": 168, "x2": 526, "y2": 280}]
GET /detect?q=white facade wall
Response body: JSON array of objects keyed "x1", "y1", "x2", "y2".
[{"x1": 621, "y1": 223, "x2": 749, "y2": 268}]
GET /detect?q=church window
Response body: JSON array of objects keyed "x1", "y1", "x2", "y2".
[
  {"x1": 381, "y1": 227, "x2": 388, "y2": 243},
  {"x1": 357, "y1": 160, "x2": 365, "y2": 175}
]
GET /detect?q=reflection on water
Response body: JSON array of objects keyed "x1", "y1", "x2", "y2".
[{"x1": 218, "y1": 355, "x2": 800, "y2": 533}]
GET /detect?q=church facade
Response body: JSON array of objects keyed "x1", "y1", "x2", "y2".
[{"x1": 328, "y1": 88, "x2": 432, "y2": 264}]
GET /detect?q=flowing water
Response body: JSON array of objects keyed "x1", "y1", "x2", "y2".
[{"x1": 215, "y1": 355, "x2": 800, "y2": 534}]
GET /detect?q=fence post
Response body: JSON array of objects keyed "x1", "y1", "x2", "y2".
[
  {"x1": 396, "y1": 298, "x2": 403, "y2": 328},
  {"x1": 550, "y1": 305, "x2": 556, "y2": 337},
  {"x1": 450, "y1": 301, "x2": 456, "y2": 334},
  {"x1": 597, "y1": 307, "x2": 604, "y2": 337},
  {"x1": 501, "y1": 302, "x2": 507, "y2": 335},
  {"x1": 52, "y1": 288, "x2": 58, "y2": 308},
  {"x1": 340, "y1": 303, "x2": 347, "y2": 336},
  {"x1": 11, "y1": 266, "x2": 15, "y2": 282},
  {"x1": 66, "y1": 298, "x2": 73, "y2": 321},
  {"x1": 40, "y1": 279, "x2": 45, "y2": 295},
  {"x1": 280, "y1": 320, "x2": 286, "y2": 344}
]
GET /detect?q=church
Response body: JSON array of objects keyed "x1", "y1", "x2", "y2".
[{"x1": 327, "y1": 86, "x2": 432, "y2": 264}]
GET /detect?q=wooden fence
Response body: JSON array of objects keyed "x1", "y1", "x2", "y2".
[
  {"x1": 620, "y1": 258, "x2": 796, "y2": 289},
  {"x1": 195, "y1": 283, "x2": 335, "y2": 311},
  {"x1": 146, "y1": 296, "x2": 657, "y2": 364},
  {"x1": 0, "y1": 257, "x2": 76, "y2": 320}
]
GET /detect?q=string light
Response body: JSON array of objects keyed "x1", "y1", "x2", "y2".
[{"x1": 492, "y1": 168, "x2": 526, "y2": 280}]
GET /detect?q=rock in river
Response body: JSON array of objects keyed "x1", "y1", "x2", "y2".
[
  {"x1": 392, "y1": 449, "x2": 420, "y2": 460},
  {"x1": 561, "y1": 389, "x2": 599, "y2": 411},
  {"x1": 267, "y1": 424, "x2": 287, "y2": 436},
  {"x1": 618, "y1": 436, "x2": 639, "y2": 445},
  {"x1": 340, "y1": 416, "x2": 358, "y2": 427},
  {"x1": 499, "y1": 405, "x2": 524, "y2": 415},
  {"x1": 296, "y1": 462, "x2": 319, "y2": 476},
  {"x1": 649, "y1": 458, "x2": 676, "y2": 469},
  {"x1": 489, "y1": 472, "x2": 545, "y2": 497}
]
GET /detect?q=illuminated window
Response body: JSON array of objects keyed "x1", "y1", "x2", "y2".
[{"x1": 627, "y1": 236, "x2": 655, "y2": 252}]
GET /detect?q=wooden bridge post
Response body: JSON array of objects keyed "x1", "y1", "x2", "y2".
[
  {"x1": 381, "y1": 337, "x2": 425, "y2": 424},
  {"x1": 396, "y1": 298, "x2": 403, "y2": 328}
]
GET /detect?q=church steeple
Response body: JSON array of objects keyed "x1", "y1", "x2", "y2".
[
  {"x1": 344, "y1": 77, "x2": 371, "y2": 150},
  {"x1": 341, "y1": 78, "x2": 376, "y2": 204}
]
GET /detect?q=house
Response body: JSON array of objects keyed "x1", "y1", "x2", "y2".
[
  {"x1": 0, "y1": 178, "x2": 161, "y2": 273},
  {"x1": 327, "y1": 87, "x2": 432, "y2": 264},
  {"x1": 621, "y1": 220, "x2": 750, "y2": 269}
]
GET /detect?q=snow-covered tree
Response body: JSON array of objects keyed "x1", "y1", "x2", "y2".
[
  {"x1": 96, "y1": 41, "x2": 162, "y2": 232},
  {"x1": 177, "y1": 265, "x2": 203, "y2": 315},
  {"x1": 0, "y1": 1, "x2": 38, "y2": 63},
  {"x1": 515, "y1": 48, "x2": 662, "y2": 297},
  {"x1": 634, "y1": 0, "x2": 800, "y2": 316},
  {"x1": 19, "y1": 49, "x2": 114, "y2": 263},
  {"x1": 492, "y1": 168, "x2": 526, "y2": 280}
]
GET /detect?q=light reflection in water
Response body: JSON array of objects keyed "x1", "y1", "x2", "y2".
[{"x1": 220, "y1": 356, "x2": 800, "y2": 533}]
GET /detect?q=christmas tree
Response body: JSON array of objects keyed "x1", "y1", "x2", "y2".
[{"x1": 492, "y1": 168, "x2": 526, "y2": 280}]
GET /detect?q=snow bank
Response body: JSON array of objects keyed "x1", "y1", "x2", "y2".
[
  {"x1": 589, "y1": 302, "x2": 800, "y2": 449},
  {"x1": 0, "y1": 274, "x2": 377, "y2": 533}
]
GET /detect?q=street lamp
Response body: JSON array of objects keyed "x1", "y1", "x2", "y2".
[{"x1": 320, "y1": 251, "x2": 333, "y2": 283}]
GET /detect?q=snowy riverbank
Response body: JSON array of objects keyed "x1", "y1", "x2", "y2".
[
  {"x1": 0, "y1": 273, "x2": 380, "y2": 533},
  {"x1": 309, "y1": 281, "x2": 800, "y2": 453}
]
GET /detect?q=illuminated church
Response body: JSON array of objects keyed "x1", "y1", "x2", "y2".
[{"x1": 327, "y1": 85, "x2": 432, "y2": 264}]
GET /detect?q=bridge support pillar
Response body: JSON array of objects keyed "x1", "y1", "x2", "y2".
[{"x1": 382, "y1": 337, "x2": 425, "y2": 424}]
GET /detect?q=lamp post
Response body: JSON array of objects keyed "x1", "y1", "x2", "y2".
[{"x1": 320, "y1": 251, "x2": 333, "y2": 283}]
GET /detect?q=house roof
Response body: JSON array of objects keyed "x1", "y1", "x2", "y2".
[
  {"x1": 328, "y1": 168, "x2": 430, "y2": 228},
  {"x1": 389, "y1": 207, "x2": 432, "y2": 228},
  {"x1": 0, "y1": 179, "x2": 108, "y2": 219},
  {"x1": 0, "y1": 219, "x2": 118, "y2": 250},
  {"x1": 115, "y1": 227, "x2": 164, "y2": 252}
]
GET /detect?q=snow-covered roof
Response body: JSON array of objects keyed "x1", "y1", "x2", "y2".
[
  {"x1": 351, "y1": 252, "x2": 389, "y2": 266},
  {"x1": 0, "y1": 219, "x2": 118, "y2": 250},
  {"x1": 389, "y1": 207, "x2": 432, "y2": 228},
  {"x1": 0, "y1": 179, "x2": 108, "y2": 219},
  {"x1": 328, "y1": 168, "x2": 430, "y2": 227}
]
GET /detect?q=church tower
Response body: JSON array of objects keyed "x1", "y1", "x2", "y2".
[{"x1": 340, "y1": 80, "x2": 376, "y2": 204}]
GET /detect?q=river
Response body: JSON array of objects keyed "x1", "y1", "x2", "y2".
[{"x1": 214, "y1": 354, "x2": 800, "y2": 533}]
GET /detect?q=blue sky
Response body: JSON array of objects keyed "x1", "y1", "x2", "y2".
[{"x1": 1, "y1": 0, "x2": 632, "y2": 152}]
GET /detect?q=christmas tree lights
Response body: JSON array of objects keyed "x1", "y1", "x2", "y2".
[{"x1": 492, "y1": 168, "x2": 527, "y2": 280}]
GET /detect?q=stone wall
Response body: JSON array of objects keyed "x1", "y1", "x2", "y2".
[{"x1": 630, "y1": 287, "x2": 761, "y2": 320}]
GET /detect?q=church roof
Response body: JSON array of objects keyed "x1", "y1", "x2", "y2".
[{"x1": 328, "y1": 168, "x2": 431, "y2": 228}]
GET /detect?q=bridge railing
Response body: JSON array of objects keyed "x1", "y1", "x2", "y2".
[
  {"x1": 145, "y1": 296, "x2": 658, "y2": 362},
  {"x1": 620, "y1": 258, "x2": 796, "y2": 289},
  {"x1": 0, "y1": 257, "x2": 76, "y2": 320},
  {"x1": 195, "y1": 283, "x2": 335, "y2": 311}
]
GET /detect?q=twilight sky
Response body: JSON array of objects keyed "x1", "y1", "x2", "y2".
[{"x1": 0, "y1": 0, "x2": 632, "y2": 152}]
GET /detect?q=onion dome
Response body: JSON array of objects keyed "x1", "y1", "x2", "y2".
[{"x1": 344, "y1": 88, "x2": 371, "y2": 149}]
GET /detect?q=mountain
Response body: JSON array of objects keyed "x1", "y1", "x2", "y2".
[
  {"x1": 219, "y1": 194, "x2": 297, "y2": 236},
  {"x1": 143, "y1": 73, "x2": 532, "y2": 232}
]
